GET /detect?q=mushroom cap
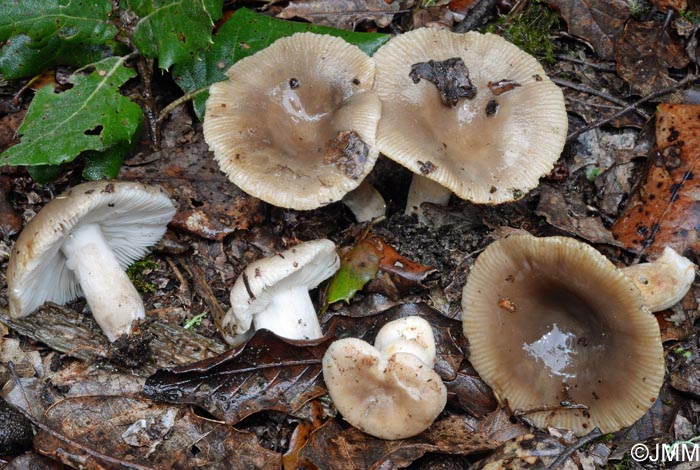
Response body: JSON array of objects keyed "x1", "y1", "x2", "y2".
[
  {"x1": 373, "y1": 29, "x2": 567, "y2": 204},
  {"x1": 373, "y1": 315, "x2": 437, "y2": 366},
  {"x1": 203, "y1": 32, "x2": 381, "y2": 210},
  {"x1": 224, "y1": 239, "x2": 340, "y2": 338},
  {"x1": 7, "y1": 181, "x2": 176, "y2": 318},
  {"x1": 621, "y1": 246, "x2": 696, "y2": 312},
  {"x1": 322, "y1": 337, "x2": 447, "y2": 440},
  {"x1": 462, "y1": 235, "x2": 664, "y2": 435}
]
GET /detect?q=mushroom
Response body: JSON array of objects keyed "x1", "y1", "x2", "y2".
[
  {"x1": 7, "y1": 181, "x2": 176, "y2": 341},
  {"x1": 372, "y1": 29, "x2": 567, "y2": 219},
  {"x1": 222, "y1": 239, "x2": 340, "y2": 346},
  {"x1": 620, "y1": 246, "x2": 695, "y2": 312},
  {"x1": 203, "y1": 32, "x2": 382, "y2": 210},
  {"x1": 462, "y1": 235, "x2": 664, "y2": 435},
  {"x1": 341, "y1": 180, "x2": 386, "y2": 222},
  {"x1": 322, "y1": 316, "x2": 447, "y2": 440}
]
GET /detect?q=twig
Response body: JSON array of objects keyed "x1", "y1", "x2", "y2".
[
  {"x1": 513, "y1": 402, "x2": 589, "y2": 417},
  {"x1": 546, "y1": 427, "x2": 603, "y2": 470},
  {"x1": 157, "y1": 88, "x2": 208, "y2": 124},
  {"x1": 136, "y1": 56, "x2": 160, "y2": 148},
  {"x1": 566, "y1": 74, "x2": 700, "y2": 143},
  {"x1": 552, "y1": 77, "x2": 651, "y2": 120},
  {"x1": 554, "y1": 55, "x2": 616, "y2": 73}
]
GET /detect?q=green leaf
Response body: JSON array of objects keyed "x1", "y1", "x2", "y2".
[
  {"x1": 81, "y1": 139, "x2": 135, "y2": 180},
  {"x1": 172, "y1": 8, "x2": 390, "y2": 120},
  {"x1": 0, "y1": 0, "x2": 116, "y2": 46},
  {"x1": 0, "y1": 57, "x2": 143, "y2": 168},
  {"x1": 27, "y1": 164, "x2": 65, "y2": 184},
  {"x1": 130, "y1": 0, "x2": 224, "y2": 70},
  {"x1": 324, "y1": 239, "x2": 382, "y2": 308},
  {"x1": 0, "y1": 34, "x2": 107, "y2": 80}
]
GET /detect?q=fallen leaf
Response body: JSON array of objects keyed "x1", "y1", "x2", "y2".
[
  {"x1": 143, "y1": 330, "x2": 332, "y2": 425},
  {"x1": 544, "y1": 0, "x2": 629, "y2": 60},
  {"x1": 325, "y1": 234, "x2": 436, "y2": 307},
  {"x1": 612, "y1": 104, "x2": 700, "y2": 257},
  {"x1": 323, "y1": 302, "x2": 464, "y2": 381},
  {"x1": 282, "y1": 400, "x2": 325, "y2": 469},
  {"x1": 445, "y1": 364, "x2": 498, "y2": 418},
  {"x1": 652, "y1": 0, "x2": 688, "y2": 12},
  {"x1": 120, "y1": 108, "x2": 264, "y2": 241},
  {"x1": 668, "y1": 336, "x2": 700, "y2": 399},
  {"x1": 325, "y1": 236, "x2": 383, "y2": 306},
  {"x1": 616, "y1": 20, "x2": 689, "y2": 96},
  {"x1": 536, "y1": 183, "x2": 620, "y2": 245},
  {"x1": 33, "y1": 396, "x2": 281, "y2": 469},
  {"x1": 277, "y1": 0, "x2": 416, "y2": 30},
  {"x1": 294, "y1": 415, "x2": 500, "y2": 469}
]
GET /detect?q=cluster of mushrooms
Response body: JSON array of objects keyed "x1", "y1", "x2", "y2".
[{"x1": 4, "y1": 28, "x2": 697, "y2": 443}]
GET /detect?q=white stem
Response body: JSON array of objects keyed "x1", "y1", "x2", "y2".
[
  {"x1": 61, "y1": 223, "x2": 145, "y2": 341},
  {"x1": 621, "y1": 247, "x2": 696, "y2": 312},
  {"x1": 342, "y1": 180, "x2": 386, "y2": 222},
  {"x1": 405, "y1": 175, "x2": 452, "y2": 223},
  {"x1": 253, "y1": 285, "x2": 323, "y2": 340}
]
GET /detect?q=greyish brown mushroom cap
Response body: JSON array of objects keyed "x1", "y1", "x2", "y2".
[
  {"x1": 373, "y1": 29, "x2": 567, "y2": 206},
  {"x1": 203, "y1": 32, "x2": 381, "y2": 210},
  {"x1": 462, "y1": 235, "x2": 664, "y2": 435}
]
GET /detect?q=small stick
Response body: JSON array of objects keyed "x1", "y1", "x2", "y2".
[
  {"x1": 554, "y1": 55, "x2": 616, "y2": 72},
  {"x1": 546, "y1": 427, "x2": 603, "y2": 470},
  {"x1": 157, "y1": 88, "x2": 208, "y2": 124},
  {"x1": 566, "y1": 74, "x2": 700, "y2": 143},
  {"x1": 552, "y1": 77, "x2": 651, "y2": 120}
]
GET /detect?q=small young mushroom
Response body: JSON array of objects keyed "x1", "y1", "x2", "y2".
[
  {"x1": 372, "y1": 29, "x2": 567, "y2": 220},
  {"x1": 222, "y1": 239, "x2": 340, "y2": 346},
  {"x1": 203, "y1": 32, "x2": 382, "y2": 210},
  {"x1": 7, "y1": 181, "x2": 176, "y2": 341},
  {"x1": 462, "y1": 235, "x2": 665, "y2": 435},
  {"x1": 322, "y1": 316, "x2": 447, "y2": 440},
  {"x1": 620, "y1": 246, "x2": 695, "y2": 312}
]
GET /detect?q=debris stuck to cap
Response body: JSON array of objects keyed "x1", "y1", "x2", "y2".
[{"x1": 373, "y1": 28, "x2": 567, "y2": 216}]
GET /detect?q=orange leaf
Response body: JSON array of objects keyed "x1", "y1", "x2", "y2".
[{"x1": 612, "y1": 104, "x2": 700, "y2": 258}]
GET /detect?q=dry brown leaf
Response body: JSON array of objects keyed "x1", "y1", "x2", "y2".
[
  {"x1": 294, "y1": 415, "x2": 501, "y2": 469},
  {"x1": 652, "y1": 0, "x2": 688, "y2": 11},
  {"x1": 535, "y1": 183, "x2": 621, "y2": 245},
  {"x1": 143, "y1": 331, "x2": 332, "y2": 425},
  {"x1": 445, "y1": 364, "x2": 498, "y2": 418},
  {"x1": 0, "y1": 175, "x2": 21, "y2": 237},
  {"x1": 612, "y1": 104, "x2": 700, "y2": 257},
  {"x1": 616, "y1": 20, "x2": 689, "y2": 96},
  {"x1": 277, "y1": 0, "x2": 415, "y2": 30},
  {"x1": 544, "y1": 0, "x2": 629, "y2": 60},
  {"x1": 33, "y1": 396, "x2": 281, "y2": 469},
  {"x1": 471, "y1": 432, "x2": 581, "y2": 469}
]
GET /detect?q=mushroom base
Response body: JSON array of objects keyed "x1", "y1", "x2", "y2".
[{"x1": 61, "y1": 223, "x2": 145, "y2": 341}]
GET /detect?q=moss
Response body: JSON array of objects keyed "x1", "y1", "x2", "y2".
[
  {"x1": 627, "y1": 0, "x2": 652, "y2": 20},
  {"x1": 607, "y1": 454, "x2": 633, "y2": 470},
  {"x1": 484, "y1": 1, "x2": 561, "y2": 63},
  {"x1": 126, "y1": 257, "x2": 158, "y2": 294}
]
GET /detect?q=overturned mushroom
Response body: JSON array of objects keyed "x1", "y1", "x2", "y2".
[
  {"x1": 462, "y1": 235, "x2": 664, "y2": 435},
  {"x1": 372, "y1": 29, "x2": 567, "y2": 219},
  {"x1": 222, "y1": 239, "x2": 340, "y2": 346},
  {"x1": 7, "y1": 181, "x2": 176, "y2": 341},
  {"x1": 204, "y1": 33, "x2": 382, "y2": 210},
  {"x1": 322, "y1": 316, "x2": 447, "y2": 440},
  {"x1": 621, "y1": 247, "x2": 695, "y2": 312}
]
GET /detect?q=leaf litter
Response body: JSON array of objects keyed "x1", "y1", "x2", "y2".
[{"x1": 2, "y1": 0, "x2": 700, "y2": 468}]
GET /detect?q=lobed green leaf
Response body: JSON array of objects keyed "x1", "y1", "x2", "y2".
[
  {"x1": 0, "y1": 0, "x2": 117, "y2": 46},
  {"x1": 0, "y1": 57, "x2": 143, "y2": 169},
  {"x1": 173, "y1": 8, "x2": 390, "y2": 120},
  {"x1": 130, "y1": 0, "x2": 224, "y2": 70}
]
